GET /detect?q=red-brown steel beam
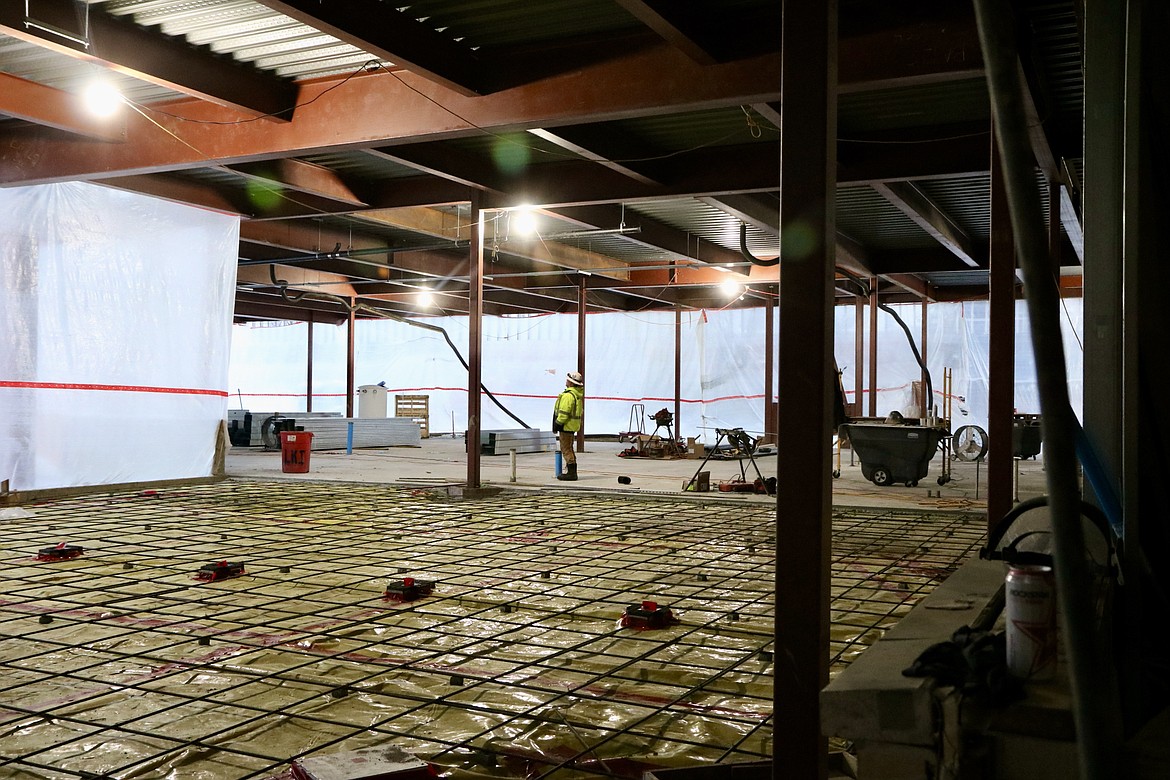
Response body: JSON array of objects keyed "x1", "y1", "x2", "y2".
[
  {"x1": 0, "y1": 47, "x2": 781, "y2": 185},
  {"x1": 773, "y1": 2, "x2": 835, "y2": 777},
  {"x1": 0, "y1": 73, "x2": 125, "y2": 142},
  {"x1": 0, "y1": 0, "x2": 296, "y2": 119}
]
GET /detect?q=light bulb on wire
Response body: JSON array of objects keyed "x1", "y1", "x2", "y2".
[
  {"x1": 82, "y1": 80, "x2": 124, "y2": 118},
  {"x1": 511, "y1": 207, "x2": 538, "y2": 237}
]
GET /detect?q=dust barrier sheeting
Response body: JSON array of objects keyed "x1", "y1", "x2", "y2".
[
  {"x1": 0, "y1": 182, "x2": 239, "y2": 492},
  {"x1": 0, "y1": 481, "x2": 986, "y2": 779},
  {"x1": 228, "y1": 299, "x2": 1084, "y2": 444}
]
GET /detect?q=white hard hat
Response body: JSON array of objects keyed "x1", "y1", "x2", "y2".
[{"x1": 566, "y1": 371, "x2": 584, "y2": 386}]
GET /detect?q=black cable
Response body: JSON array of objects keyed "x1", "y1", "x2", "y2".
[
  {"x1": 878, "y1": 303, "x2": 933, "y2": 417},
  {"x1": 267, "y1": 277, "x2": 530, "y2": 428}
]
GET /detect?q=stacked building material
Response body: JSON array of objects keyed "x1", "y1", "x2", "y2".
[{"x1": 296, "y1": 417, "x2": 422, "y2": 450}]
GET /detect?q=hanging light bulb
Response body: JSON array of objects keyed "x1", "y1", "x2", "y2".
[
  {"x1": 82, "y1": 80, "x2": 123, "y2": 118},
  {"x1": 416, "y1": 288, "x2": 434, "y2": 308},
  {"x1": 720, "y1": 279, "x2": 743, "y2": 298},
  {"x1": 511, "y1": 206, "x2": 538, "y2": 237}
]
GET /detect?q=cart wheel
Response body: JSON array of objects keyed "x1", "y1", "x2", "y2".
[
  {"x1": 909, "y1": 480, "x2": 919, "y2": 487},
  {"x1": 937, "y1": 476, "x2": 949, "y2": 486},
  {"x1": 871, "y1": 467, "x2": 893, "y2": 487},
  {"x1": 832, "y1": 470, "x2": 841, "y2": 479}
]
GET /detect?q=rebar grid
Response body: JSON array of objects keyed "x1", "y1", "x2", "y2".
[{"x1": 0, "y1": 481, "x2": 985, "y2": 779}]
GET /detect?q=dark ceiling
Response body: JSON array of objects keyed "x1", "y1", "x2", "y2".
[{"x1": 0, "y1": 0, "x2": 1085, "y2": 324}]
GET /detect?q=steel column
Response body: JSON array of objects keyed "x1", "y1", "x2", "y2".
[
  {"x1": 868, "y1": 279, "x2": 878, "y2": 417},
  {"x1": 773, "y1": 1, "x2": 835, "y2": 778},
  {"x1": 987, "y1": 133, "x2": 1015, "y2": 532},
  {"x1": 305, "y1": 312, "x2": 314, "y2": 413},
  {"x1": 674, "y1": 291, "x2": 682, "y2": 447},
  {"x1": 920, "y1": 297, "x2": 929, "y2": 415},
  {"x1": 467, "y1": 201, "x2": 484, "y2": 488},
  {"x1": 1082, "y1": 0, "x2": 1125, "y2": 522},
  {"x1": 577, "y1": 275, "x2": 587, "y2": 453},
  {"x1": 854, "y1": 295, "x2": 864, "y2": 417},
  {"x1": 345, "y1": 301, "x2": 355, "y2": 418},
  {"x1": 765, "y1": 287, "x2": 776, "y2": 441},
  {"x1": 465, "y1": 201, "x2": 484, "y2": 488}
]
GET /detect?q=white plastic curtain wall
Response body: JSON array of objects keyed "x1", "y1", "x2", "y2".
[
  {"x1": 0, "y1": 182, "x2": 239, "y2": 491},
  {"x1": 228, "y1": 298, "x2": 1084, "y2": 443}
]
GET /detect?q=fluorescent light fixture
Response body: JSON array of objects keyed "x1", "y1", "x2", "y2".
[{"x1": 82, "y1": 81, "x2": 123, "y2": 118}]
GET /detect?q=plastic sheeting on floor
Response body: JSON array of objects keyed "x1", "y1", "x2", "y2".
[
  {"x1": 0, "y1": 481, "x2": 986, "y2": 779},
  {"x1": 228, "y1": 299, "x2": 1084, "y2": 444},
  {"x1": 0, "y1": 182, "x2": 239, "y2": 491}
]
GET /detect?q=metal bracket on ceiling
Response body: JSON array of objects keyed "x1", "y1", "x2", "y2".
[{"x1": 24, "y1": 0, "x2": 90, "y2": 47}]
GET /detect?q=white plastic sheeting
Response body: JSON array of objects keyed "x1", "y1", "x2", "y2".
[
  {"x1": 229, "y1": 299, "x2": 1084, "y2": 444},
  {"x1": 0, "y1": 182, "x2": 239, "y2": 491}
]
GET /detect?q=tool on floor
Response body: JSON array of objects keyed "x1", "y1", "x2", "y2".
[
  {"x1": 617, "y1": 408, "x2": 685, "y2": 458},
  {"x1": 384, "y1": 577, "x2": 434, "y2": 603},
  {"x1": 621, "y1": 600, "x2": 679, "y2": 630},
  {"x1": 619, "y1": 403, "x2": 646, "y2": 442},
  {"x1": 195, "y1": 561, "x2": 245, "y2": 582},
  {"x1": 37, "y1": 542, "x2": 84, "y2": 561},
  {"x1": 683, "y1": 428, "x2": 773, "y2": 494}
]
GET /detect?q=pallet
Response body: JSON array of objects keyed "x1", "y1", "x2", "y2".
[{"x1": 394, "y1": 394, "x2": 430, "y2": 438}]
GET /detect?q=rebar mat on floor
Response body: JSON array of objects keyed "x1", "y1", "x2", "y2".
[{"x1": 0, "y1": 480, "x2": 985, "y2": 779}]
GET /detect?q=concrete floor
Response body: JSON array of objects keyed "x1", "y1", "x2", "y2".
[
  {"x1": 0, "y1": 438, "x2": 1039, "y2": 779},
  {"x1": 226, "y1": 435, "x2": 1050, "y2": 515}
]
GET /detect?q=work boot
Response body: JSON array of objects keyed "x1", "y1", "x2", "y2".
[{"x1": 558, "y1": 463, "x2": 578, "y2": 481}]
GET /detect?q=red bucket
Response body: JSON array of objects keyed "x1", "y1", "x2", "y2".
[{"x1": 279, "y1": 431, "x2": 313, "y2": 473}]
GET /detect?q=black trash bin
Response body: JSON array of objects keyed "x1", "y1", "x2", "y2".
[
  {"x1": 1012, "y1": 414, "x2": 1043, "y2": 459},
  {"x1": 839, "y1": 423, "x2": 946, "y2": 487}
]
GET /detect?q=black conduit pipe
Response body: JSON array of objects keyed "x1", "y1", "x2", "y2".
[
  {"x1": 973, "y1": 2, "x2": 1123, "y2": 778},
  {"x1": 740, "y1": 223, "x2": 779, "y2": 266},
  {"x1": 268, "y1": 276, "x2": 531, "y2": 429},
  {"x1": 836, "y1": 269, "x2": 935, "y2": 416},
  {"x1": 878, "y1": 303, "x2": 933, "y2": 417}
]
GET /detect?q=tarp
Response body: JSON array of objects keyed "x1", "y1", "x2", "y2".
[
  {"x1": 229, "y1": 299, "x2": 1084, "y2": 444},
  {"x1": 0, "y1": 182, "x2": 239, "y2": 491}
]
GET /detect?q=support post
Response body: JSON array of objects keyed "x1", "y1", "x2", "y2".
[
  {"x1": 765, "y1": 286, "x2": 776, "y2": 441},
  {"x1": 854, "y1": 295, "x2": 864, "y2": 417},
  {"x1": 305, "y1": 312, "x2": 314, "y2": 413},
  {"x1": 774, "y1": 2, "x2": 835, "y2": 778},
  {"x1": 868, "y1": 279, "x2": 878, "y2": 417},
  {"x1": 920, "y1": 297, "x2": 929, "y2": 415},
  {"x1": 577, "y1": 274, "x2": 587, "y2": 453},
  {"x1": 987, "y1": 132, "x2": 1016, "y2": 531},
  {"x1": 673, "y1": 262, "x2": 683, "y2": 444},
  {"x1": 345, "y1": 300, "x2": 355, "y2": 418},
  {"x1": 467, "y1": 200, "x2": 484, "y2": 488}
]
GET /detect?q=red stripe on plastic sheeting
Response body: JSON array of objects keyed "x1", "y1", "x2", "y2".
[{"x1": 0, "y1": 380, "x2": 228, "y2": 397}]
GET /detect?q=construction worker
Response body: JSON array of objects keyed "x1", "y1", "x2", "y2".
[{"x1": 552, "y1": 371, "x2": 585, "y2": 480}]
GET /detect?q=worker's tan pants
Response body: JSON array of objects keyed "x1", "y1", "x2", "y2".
[{"x1": 558, "y1": 431, "x2": 576, "y2": 465}]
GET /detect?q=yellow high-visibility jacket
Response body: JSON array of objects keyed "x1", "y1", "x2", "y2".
[{"x1": 553, "y1": 386, "x2": 584, "y2": 432}]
